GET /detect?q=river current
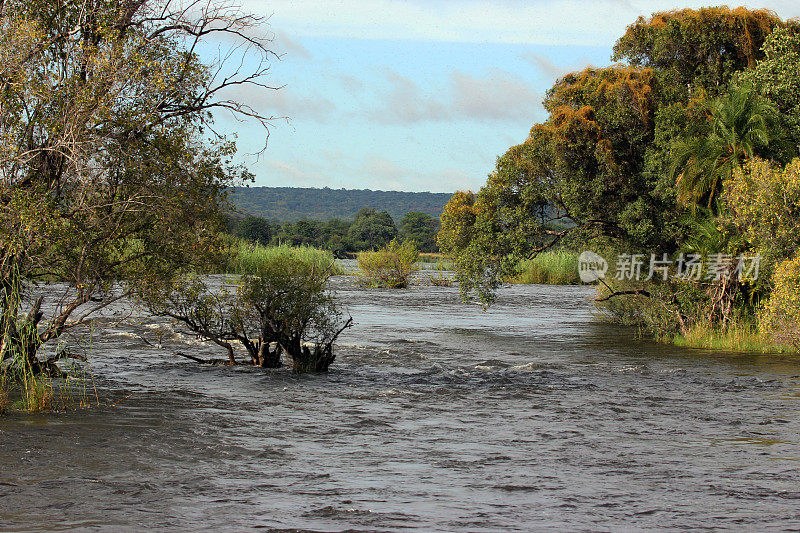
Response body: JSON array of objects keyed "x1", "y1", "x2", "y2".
[{"x1": 2, "y1": 279, "x2": 800, "y2": 531}]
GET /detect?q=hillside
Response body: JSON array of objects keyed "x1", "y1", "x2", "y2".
[{"x1": 229, "y1": 186, "x2": 453, "y2": 222}]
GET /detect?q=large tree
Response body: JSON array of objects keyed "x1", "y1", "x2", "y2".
[
  {"x1": 441, "y1": 7, "x2": 794, "y2": 306},
  {"x1": 612, "y1": 7, "x2": 786, "y2": 104},
  {"x1": 440, "y1": 66, "x2": 665, "y2": 302},
  {"x1": 0, "y1": 0, "x2": 278, "y2": 372}
]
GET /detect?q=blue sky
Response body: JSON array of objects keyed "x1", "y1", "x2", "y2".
[{"x1": 210, "y1": 1, "x2": 800, "y2": 193}]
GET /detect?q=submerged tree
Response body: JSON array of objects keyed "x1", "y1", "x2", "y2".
[
  {"x1": 142, "y1": 248, "x2": 352, "y2": 372},
  {"x1": 0, "y1": 0, "x2": 279, "y2": 373}
]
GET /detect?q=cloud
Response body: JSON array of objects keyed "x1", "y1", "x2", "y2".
[
  {"x1": 266, "y1": 159, "x2": 317, "y2": 186},
  {"x1": 273, "y1": 30, "x2": 312, "y2": 60},
  {"x1": 522, "y1": 52, "x2": 594, "y2": 80},
  {"x1": 336, "y1": 74, "x2": 365, "y2": 94},
  {"x1": 370, "y1": 70, "x2": 449, "y2": 124},
  {"x1": 450, "y1": 69, "x2": 543, "y2": 121},
  {"x1": 370, "y1": 68, "x2": 543, "y2": 124},
  {"x1": 239, "y1": 0, "x2": 800, "y2": 46},
  {"x1": 218, "y1": 82, "x2": 335, "y2": 122}
]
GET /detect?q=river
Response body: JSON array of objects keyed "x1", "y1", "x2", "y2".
[{"x1": 2, "y1": 279, "x2": 800, "y2": 531}]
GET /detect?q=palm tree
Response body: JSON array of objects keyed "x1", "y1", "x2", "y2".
[{"x1": 670, "y1": 85, "x2": 779, "y2": 210}]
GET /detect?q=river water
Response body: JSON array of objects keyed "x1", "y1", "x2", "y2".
[{"x1": 2, "y1": 279, "x2": 800, "y2": 531}]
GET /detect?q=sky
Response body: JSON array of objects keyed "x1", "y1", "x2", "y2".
[{"x1": 207, "y1": 1, "x2": 800, "y2": 193}]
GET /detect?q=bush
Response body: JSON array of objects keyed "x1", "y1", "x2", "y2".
[
  {"x1": 759, "y1": 256, "x2": 800, "y2": 348},
  {"x1": 356, "y1": 239, "x2": 420, "y2": 288}
]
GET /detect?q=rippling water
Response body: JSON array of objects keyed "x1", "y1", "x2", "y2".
[{"x1": 2, "y1": 279, "x2": 800, "y2": 531}]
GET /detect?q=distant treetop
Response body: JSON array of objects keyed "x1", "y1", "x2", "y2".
[{"x1": 229, "y1": 186, "x2": 453, "y2": 223}]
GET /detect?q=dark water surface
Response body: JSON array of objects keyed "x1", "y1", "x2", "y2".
[{"x1": 2, "y1": 280, "x2": 800, "y2": 531}]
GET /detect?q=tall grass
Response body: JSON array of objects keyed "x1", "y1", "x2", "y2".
[
  {"x1": 1, "y1": 275, "x2": 99, "y2": 415},
  {"x1": 226, "y1": 241, "x2": 344, "y2": 276},
  {"x1": 673, "y1": 320, "x2": 799, "y2": 354},
  {"x1": 509, "y1": 250, "x2": 580, "y2": 285}
]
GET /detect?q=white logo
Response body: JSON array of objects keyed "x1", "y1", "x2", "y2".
[{"x1": 578, "y1": 251, "x2": 608, "y2": 283}]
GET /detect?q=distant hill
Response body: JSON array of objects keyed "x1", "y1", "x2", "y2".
[{"x1": 229, "y1": 186, "x2": 453, "y2": 222}]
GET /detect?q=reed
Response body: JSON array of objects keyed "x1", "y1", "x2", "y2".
[
  {"x1": 226, "y1": 241, "x2": 344, "y2": 276},
  {"x1": 673, "y1": 319, "x2": 799, "y2": 354},
  {"x1": 509, "y1": 250, "x2": 580, "y2": 285}
]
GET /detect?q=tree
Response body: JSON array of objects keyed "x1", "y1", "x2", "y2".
[
  {"x1": 612, "y1": 7, "x2": 787, "y2": 104},
  {"x1": 235, "y1": 216, "x2": 273, "y2": 245},
  {"x1": 0, "y1": 0, "x2": 279, "y2": 373},
  {"x1": 346, "y1": 208, "x2": 397, "y2": 250},
  {"x1": 739, "y1": 26, "x2": 800, "y2": 154},
  {"x1": 399, "y1": 212, "x2": 439, "y2": 252},
  {"x1": 143, "y1": 248, "x2": 352, "y2": 372},
  {"x1": 440, "y1": 66, "x2": 666, "y2": 303},
  {"x1": 670, "y1": 85, "x2": 780, "y2": 209}
]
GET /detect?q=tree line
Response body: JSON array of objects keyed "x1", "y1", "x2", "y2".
[
  {"x1": 230, "y1": 186, "x2": 451, "y2": 223},
  {"x1": 228, "y1": 208, "x2": 441, "y2": 255}
]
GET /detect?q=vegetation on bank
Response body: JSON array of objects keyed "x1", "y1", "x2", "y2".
[
  {"x1": 0, "y1": 0, "x2": 319, "y2": 412},
  {"x1": 439, "y1": 7, "x2": 800, "y2": 354}
]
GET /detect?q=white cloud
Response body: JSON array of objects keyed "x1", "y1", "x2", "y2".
[
  {"x1": 266, "y1": 160, "x2": 317, "y2": 186},
  {"x1": 218, "y1": 82, "x2": 335, "y2": 122},
  {"x1": 241, "y1": 1, "x2": 800, "y2": 46},
  {"x1": 370, "y1": 70, "x2": 449, "y2": 124},
  {"x1": 273, "y1": 30, "x2": 312, "y2": 60},
  {"x1": 450, "y1": 69, "x2": 543, "y2": 121},
  {"x1": 370, "y1": 68, "x2": 543, "y2": 124},
  {"x1": 522, "y1": 52, "x2": 593, "y2": 80}
]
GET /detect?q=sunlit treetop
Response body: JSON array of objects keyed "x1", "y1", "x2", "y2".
[{"x1": 612, "y1": 7, "x2": 791, "y2": 102}]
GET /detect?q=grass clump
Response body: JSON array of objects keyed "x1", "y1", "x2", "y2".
[
  {"x1": 226, "y1": 240, "x2": 344, "y2": 276},
  {"x1": 357, "y1": 239, "x2": 420, "y2": 288},
  {"x1": 673, "y1": 319, "x2": 798, "y2": 354},
  {"x1": 508, "y1": 250, "x2": 580, "y2": 285},
  {"x1": 1, "y1": 357, "x2": 98, "y2": 414}
]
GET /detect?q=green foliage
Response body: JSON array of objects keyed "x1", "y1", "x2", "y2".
[
  {"x1": 0, "y1": 0, "x2": 272, "y2": 371},
  {"x1": 724, "y1": 158, "x2": 800, "y2": 284},
  {"x1": 230, "y1": 186, "x2": 450, "y2": 222},
  {"x1": 142, "y1": 246, "x2": 350, "y2": 372},
  {"x1": 759, "y1": 257, "x2": 800, "y2": 348},
  {"x1": 509, "y1": 251, "x2": 580, "y2": 285},
  {"x1": 612, "y1": 7, "x2": 787, "y2": 103},
  {"x1": 399, "y1": 212, "x2": 440, "y2": 252},
  {"x1": 739, "y1": 26, "x2": 800, "y2": 150},
  {"x1": 670, "y1": 85, "x2": 781, "y2": 209},
  {"x1": 347, "y1": 208, "x2": 398, "y2": 250},
  {"x1": 226, "y1": 242, "x2": 344, "y2": 277},
  {"x1": 234, "y1": 216, "x2": 273, "y2": 245},
  {"x1": 441, "y1": 6, "x2": 797, "y2": 317},
  {"x1": 357, "y1": 239, "x2": 420, "y2": 289}
]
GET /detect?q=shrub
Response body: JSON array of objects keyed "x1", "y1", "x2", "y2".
[
  {"x1": 226, "y1": 240, "x2": 343, "y2": 276},
  {"x1": 356, "y1": 239, "x2": 420, "y2": 288},
  {"x1": 759, "y1": 256, "x2": 800, "y2": 348}
]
